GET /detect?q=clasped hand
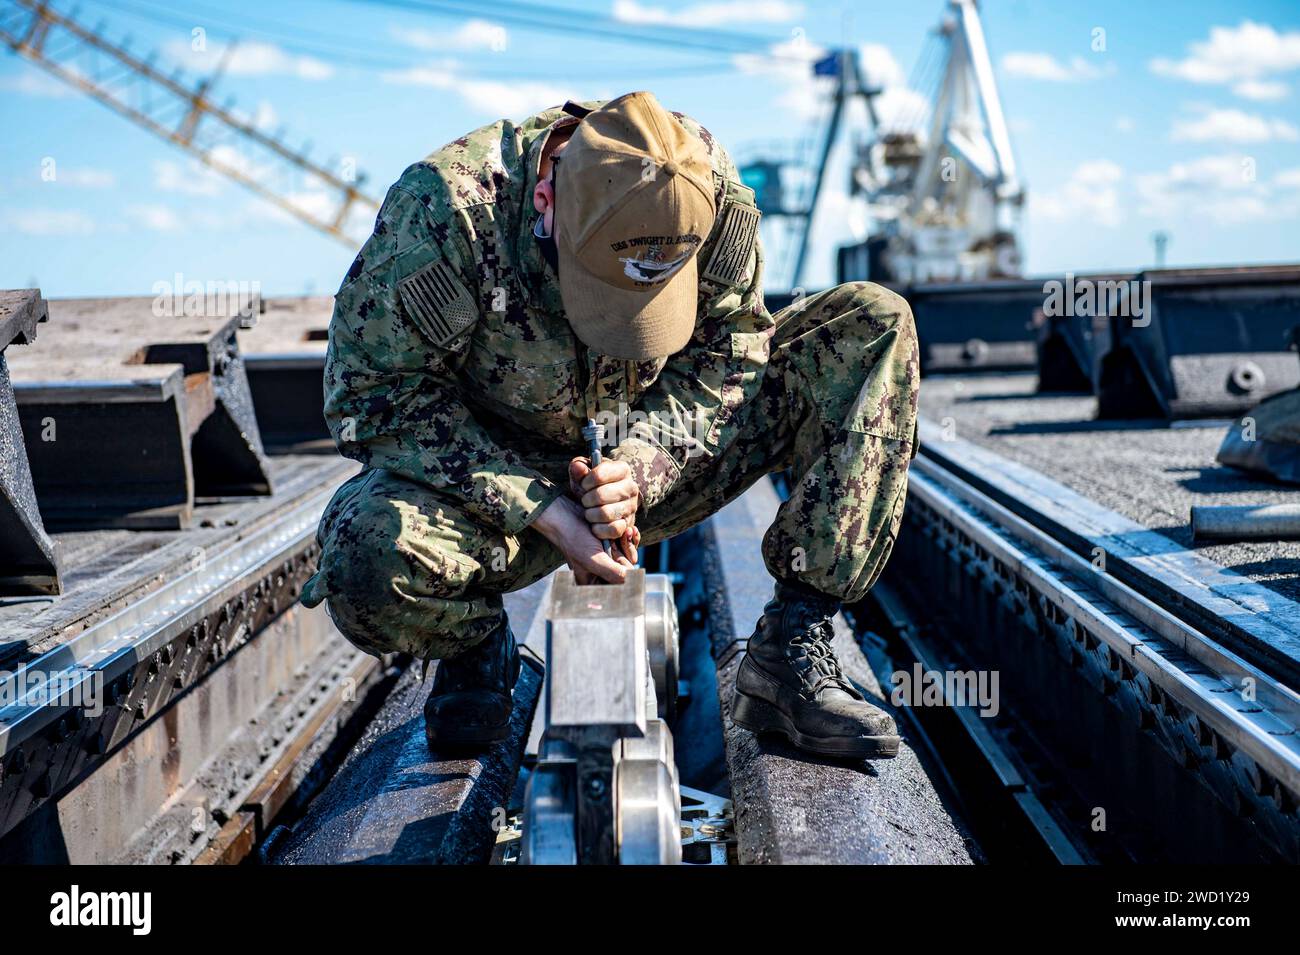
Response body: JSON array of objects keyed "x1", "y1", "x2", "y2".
[{"x1": 530, "y1": 456, "x2": 641, "y2": 585}]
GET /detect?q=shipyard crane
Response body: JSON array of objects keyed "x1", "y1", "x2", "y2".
[
  {"x1": 856, "y1": 0, "x2": 1024, "y2": 283},
  {"x1": 748, "y1": 0, "x2": 1025, "y2": 288}
]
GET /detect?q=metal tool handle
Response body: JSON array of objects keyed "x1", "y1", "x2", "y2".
[{"x1": 582, "y1": 418, "x2": 613, "y2": 557}]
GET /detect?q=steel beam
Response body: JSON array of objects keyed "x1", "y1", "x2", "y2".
[
  {"x1": 7, "y1": 297, "x2": 273, "y2": 529},
  {"x1": 238, "y1": 296, "x2": 333, "y2": 451},
  {"x1": 0, "y1": 289, "x2": 60, "y2": 594},
  {"x1": 1097, "y1": 266, "x2": 1300, "y2": 419},
  {"x1": 1035, "y1": 310, "x2": 1100, "y2": 392}
]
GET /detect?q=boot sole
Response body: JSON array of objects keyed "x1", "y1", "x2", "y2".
[
  {"x1": 425, "y1": 723, "x2": 511, "y2": 752},
  {"x1": 731, "y1": 689, "x2": 900, "y2": 760}
]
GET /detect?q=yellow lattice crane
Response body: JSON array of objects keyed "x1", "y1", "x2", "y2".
[{"x1": 0, "y1": 0, "x2": 380, "y2": 246}]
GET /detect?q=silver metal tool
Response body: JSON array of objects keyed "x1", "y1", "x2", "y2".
[
  {"x1": 522, "y1": 569, "x2": 682, "y2": 864},
  {"x1": 581, "y1": 418, "x2": 613, "y2": 557}
]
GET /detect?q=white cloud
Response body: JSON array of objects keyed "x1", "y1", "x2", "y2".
[
  {"x1": 1171, "y1": 106, "x2": 1299, "y2": 143},
  {"x1": 165, "y1": 40, "x2": 333, "y2": 81},
  {"x1": 1115, "y1": 116, "x2": 1136, "y2": 133},
  {"x1": 227, "y1": 100, "x2": 281, "y2": 133},
  {"x1": 1233, "y1": 79, "x2": 1288, "y2": 101},
  {"x1": 860, "y1": 43, "x2": 930, "y2": 131},
  {"x1": 233, "y1": 43, "x2": 333, "y2": 80},
  {"x1": 732, "y1": 37, "x2": 827, "y2": 119},
  {"x1": 732, "y1": 39, "x2": 926, "y2": 128},
  {"x1": 2, "y1": 208, "x2": 96, "y2": 236},
  {"x1": 153, "y1": 146, "x2": 271, "y2": 199},
  {"x1": 1151, "y1": 21, "x2": 1300, "y2": 100},
  {"x1": 858, "y1": 42, "x2": 905, "y2": 88},
  {"x1": 154, "y1": 159, "x2": 223, "y2": 196},
  {"x1": 244, "y1": 189, "x2": 337, "y2": 226},
  {"x1": 0, "y1": 69, "x2": 72, "y2": 98},
  {"x1": 47, "y1": 167, "x2": 115, "y2": 188},
  {"x1": 127, "y1": 204, "x2": 185, "y2": 232},
  {"x1": 394, "y1": 19, "x2": 509, "y2": 52},
  {"x1": 1276, "y1": 167, "x2": 1300, "y2": 189},
  {"x1": 1135, "y1": 153, "x2": 1295, "y2": 224},
  {"x1": 1001, "y1": 52, "x2": 1111, "y2": 82},
  {"x1": 1030, "y1": 160, "x2": 1125, "y2": 228},
  {"x1": 380, "y1": 64, "x2": 574, "y2": 118},
  {"x1": 1139, "y1": 154, "x2": 1258, "y2": 196},
  {"x1": 613, "y1": 0, "x2": 801, "y2": 28},
  {"x1": 1075, "y1": 161, "x2": 1125, "y2": 185},
  {"x1": 207, "y1": 144, "x2": 271, "y2": 181},
  {"x1": 253, "y1": 101, "x2": 279, "y2": 130},
  {"x1": 286, "y1": 191, "x2": 337, "y2": 221}
]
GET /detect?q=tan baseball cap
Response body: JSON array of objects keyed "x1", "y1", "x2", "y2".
[{"x1": 555, "y1": 91, "x2": 716, "y2": 360}]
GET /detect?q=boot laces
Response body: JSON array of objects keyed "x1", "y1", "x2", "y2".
[{"x1": 789, "y1": 617, "x2": 852, "y2": 698}]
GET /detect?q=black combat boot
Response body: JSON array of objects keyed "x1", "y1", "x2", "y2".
[
  {"x1": 424, "y1": 619, "x2": 522, "y2": 752},
  {"x1": 731, "y1": 581, "x2": 900, "y2": 759}
]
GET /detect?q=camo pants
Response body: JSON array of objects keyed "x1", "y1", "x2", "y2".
[{"x1": 300, "y1": 282, "x2": 919, "y2": 660}]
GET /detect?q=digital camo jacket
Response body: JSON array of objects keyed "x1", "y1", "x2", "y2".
[{"x1": 324, "y1": 100, "x2": 772, "y2": 536}]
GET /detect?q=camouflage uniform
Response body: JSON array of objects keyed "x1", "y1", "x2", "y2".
[{"x1": 300, "y1": 102, "x2": 920, "y2": 661}]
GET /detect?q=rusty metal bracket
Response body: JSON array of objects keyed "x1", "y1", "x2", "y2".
[{"x1": 1036, "y1": 310, "x2": 1110, "y2": 394}]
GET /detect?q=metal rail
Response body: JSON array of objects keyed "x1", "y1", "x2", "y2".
[
  {"x1": 196, "y1": 650, "x2": 383, "y2": 865},
  {"x1": 0, "y1": 484, "x2": 332, "y2": 757},
  {"x1": 904, "y1": 453, "x2": 1300, "y2": 858},
  {"x1": 863, "y1": 581, "x2": 1088, "y2": 864},
  {"x1": 696, "y1": 479, "x2": 976, "y2": 864},
  {"x1": 916, "y1": 418, "x2": 1300, "y2": 683}
]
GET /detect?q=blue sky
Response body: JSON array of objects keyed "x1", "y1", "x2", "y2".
[{"x1": 2, "y1": 0, "x2": 1299, "y2": 297}]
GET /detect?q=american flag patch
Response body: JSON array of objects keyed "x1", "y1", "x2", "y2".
[
  {"x1": 398, "y1": 260, "x2": 477, "y2": 345},
  {"x1": 702, "y1": 200, "x2": 760, "y2": 288}
]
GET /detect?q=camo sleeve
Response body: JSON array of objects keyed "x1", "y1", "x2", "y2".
[
  {"x1": 323, "y1": 185, "x2": 564, "y2": 535},
  {"x1": 609, "y1": 168, "x2": 774, "y2": 511}
]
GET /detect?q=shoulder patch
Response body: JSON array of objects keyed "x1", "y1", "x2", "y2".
[
  {"x1": 702, "y1": 196, "x2": 760, "y2": 288},
  {"x1": 398, "y1": 261, "x2": 478, "y2": 345}
]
